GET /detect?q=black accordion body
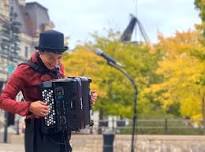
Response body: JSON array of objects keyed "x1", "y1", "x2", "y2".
[{"x1": 41, "y1": 77, "x2": 92, "y2": 134}]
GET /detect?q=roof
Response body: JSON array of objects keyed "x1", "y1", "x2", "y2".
[
  {"x1": 10, "y1": 0, "x2": 53, "y2": 37},
  {"x1": 26, "y1": 2, "x2": 48, "y2": 11}
]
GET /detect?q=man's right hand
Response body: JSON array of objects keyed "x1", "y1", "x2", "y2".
[{"x1": 29, "y1": 101, "x2": 49, "y2": 117}]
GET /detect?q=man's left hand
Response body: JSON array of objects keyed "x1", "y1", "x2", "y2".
[{"x1": 90, "y1": 90, "x2": 97, "y2": 105}]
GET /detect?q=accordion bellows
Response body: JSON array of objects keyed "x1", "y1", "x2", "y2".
[{"x1": 41, "y1": 77, "x2": 91, "y2": 134}]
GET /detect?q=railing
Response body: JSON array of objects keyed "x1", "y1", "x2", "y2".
[
  {"x1": 89, "y1": 119, "x2": 205, "y2": 135},
  {"x1": 0, "y1": 115, "x2": 205, "y2": 136}
]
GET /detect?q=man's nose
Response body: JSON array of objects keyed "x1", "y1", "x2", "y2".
[{"x1": 54, "y1": 59, "x2": 60, "y2": 65}]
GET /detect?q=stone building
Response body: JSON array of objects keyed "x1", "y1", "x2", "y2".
[{"x1": 0, "y1": 0, "x2": 54, "y2": 81}]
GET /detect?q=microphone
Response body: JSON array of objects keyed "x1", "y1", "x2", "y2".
[{"x1": 95, "y1": 48, "x2": 122, "y2": 67}]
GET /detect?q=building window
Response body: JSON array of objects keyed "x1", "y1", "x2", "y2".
[
  {"x1": 40, "y1": 24, "x2": 46, "y2": 32},
  {"x1": 25, "y1": 46, "x2": 28, "y2": 58}
]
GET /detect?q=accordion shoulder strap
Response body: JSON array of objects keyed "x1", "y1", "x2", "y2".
[
  {"x1": 19, "y1": 61, "x2": 47, "y2": 74},
  {"x1": 19, "y1": 61, "x2": 61, "y2": 79}
]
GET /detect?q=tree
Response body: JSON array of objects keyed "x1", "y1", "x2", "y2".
[
  {"x1": 62, "y1": 32, "x2": 162, "y2": 118},
  {"x1": 146, "y1": 30, "x2": 205, "y2": 122},
  {"x1": 195, "y1": 0, "x2": 205, "y2": 36}
]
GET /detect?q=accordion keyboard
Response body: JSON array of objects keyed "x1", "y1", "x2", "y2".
[{"x1": 42, "y1": 89, "x2": 56, "y2": 127}]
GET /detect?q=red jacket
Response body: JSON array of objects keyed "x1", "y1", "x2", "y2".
[{"x1": 0, "y1": 52, "x2": 64, "y2": 116}]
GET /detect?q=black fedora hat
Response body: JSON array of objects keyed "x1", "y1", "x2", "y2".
[{"x1": 35, "y1": 30, "x2": 68, "y2": 53}]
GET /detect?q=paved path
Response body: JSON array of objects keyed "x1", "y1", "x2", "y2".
[{"x1": 0, "y1": 143, "x2": 24, "y2": 152}]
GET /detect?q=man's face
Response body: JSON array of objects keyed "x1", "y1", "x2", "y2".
[{"x1": 39, "y1": 51, "x2": 63, "y2": 70}]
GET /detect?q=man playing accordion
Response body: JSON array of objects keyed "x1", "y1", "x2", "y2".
[{"x1": 0, "y1": 30, "x2": 97, "y2": 152}]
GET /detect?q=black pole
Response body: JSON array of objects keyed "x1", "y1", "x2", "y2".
[
  {"x1": 16, "y1": 119, "x2": 19, "y2": 135},
  {"x1": 164, "y1": 118, "x2": 168, "y2": 134},
  {"x1": 107, "y1": 62, "x2": 138, "y2": 152},
  {"x1": 3, "y1": 112, "x2": 8, "y2": 143}
]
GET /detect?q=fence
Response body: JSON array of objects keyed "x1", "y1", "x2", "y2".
[
  {"x1": 0, "y1": 113, "x2": 205, "y2": 136},
  {"x1": 92, "y1": 118, "x2": 205, "y2": 135}
]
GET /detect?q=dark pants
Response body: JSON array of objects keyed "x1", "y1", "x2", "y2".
[{"x1": 25, "y1": 119, "x2": 72, "y2": 152}]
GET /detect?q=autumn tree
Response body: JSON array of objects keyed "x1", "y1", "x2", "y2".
[
  {"x1": 146, "y1": 30, "x2": 205, "y2": 122},
  {"x1": 62, "y1": 32, "x2": 162, "y2": 118},
  {"x1": 195, "y1": 0, "x2": 205, "y2": 36}
]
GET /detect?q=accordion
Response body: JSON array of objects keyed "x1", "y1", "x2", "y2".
[{"x1": 41, "y1": 77, "x2": 92, "y2": 134}]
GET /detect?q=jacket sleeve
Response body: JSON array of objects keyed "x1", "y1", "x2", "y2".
[{"x1": 0, "y1": 66, "x2": 31, "y2": 116}]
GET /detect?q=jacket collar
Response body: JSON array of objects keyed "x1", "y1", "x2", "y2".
[
  {"x1": 29, "y1": 51, "x2": 62, "y2": 78},
  {"x1": 30, "y1": 51, "x2": 50, "y2": 72}
]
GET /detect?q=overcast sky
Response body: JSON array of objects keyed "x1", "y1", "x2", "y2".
[{"x1": 26, "y1": 0, "x2": 201, "y2": 48}]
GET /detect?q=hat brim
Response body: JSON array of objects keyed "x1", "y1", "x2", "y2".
[{"x1": 35, "y1": 46, "x2": 68, "y2": 53}]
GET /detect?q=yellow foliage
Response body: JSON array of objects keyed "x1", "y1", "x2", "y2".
[
  {"x1": 62, "y1": 46, "x2": 106, "y2": 97},
  {"x1": 148, "y1": 30, "x2": 205, "y2": 120}
]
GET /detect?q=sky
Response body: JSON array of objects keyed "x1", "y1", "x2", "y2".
[{"x1": 26, "y1": 0, "x2": 201, "y2": 49}]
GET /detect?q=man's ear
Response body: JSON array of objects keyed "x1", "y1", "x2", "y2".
[{"x1": 38, "y1": 51, "x2": 45, "y2": 56}]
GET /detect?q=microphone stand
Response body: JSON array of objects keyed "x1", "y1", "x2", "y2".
[{"x1": 107, "y1": 61, "x2": 138, "y2": 152}]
